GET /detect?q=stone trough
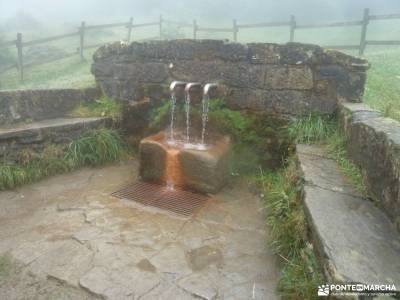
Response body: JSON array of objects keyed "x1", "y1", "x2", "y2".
[{"x1": 139, "y1": 130, "x2": 230, "y2": 194}]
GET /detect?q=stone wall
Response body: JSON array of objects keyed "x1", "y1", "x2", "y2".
[
  {"x1": 91, "y1": 40, "x2": 369, "y2": 117},
  {"x1": 0, "y1": 87, "x2": 100, "y2": 125},
  {"x1": 340, "y1": 102, "x2": 400, "y2": 226}
]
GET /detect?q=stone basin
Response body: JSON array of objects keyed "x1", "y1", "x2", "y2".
[{"x1": 139, "y1": 131, "x2": 230, "y2": 194}]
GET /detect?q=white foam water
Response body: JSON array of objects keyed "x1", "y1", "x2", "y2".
[
  {"x1": 185, "y1": 91, "x2": 191, "y2": 144},
  {"x1": 169, "y1": 93, "x2": 177, "y2": 143},
  {"x1": 200, "y1": 93, "x2": 210, "y2": 148}
]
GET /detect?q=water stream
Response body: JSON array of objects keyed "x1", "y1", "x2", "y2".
[
  {"x1": 168, "y1": 91, "x2": 177, "y2": 145},
  {"x1": 164, "y1": 148, "x2": 183, "y2": 191},
  {"x1": 185, "y1": 90, "x2": 191, "y2": 144},
  {"x1": 201, "y1": 94, "x2": 210, "y2": 146}
]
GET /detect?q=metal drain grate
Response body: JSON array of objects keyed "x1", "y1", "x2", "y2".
[{"x1": 111, "y1": 181, "x2": 211, "y2": 217}]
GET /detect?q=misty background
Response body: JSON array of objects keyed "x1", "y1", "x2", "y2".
[
  {"x1": 0, "y1": 0, "x2": 399, "y2": 123},
  {"x1": 1, "y1": 0, "x2": 400, "y2": 27}
]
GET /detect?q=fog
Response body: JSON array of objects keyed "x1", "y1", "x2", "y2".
[{"x1": 1, "y1": 0, "x2": 400, "y2": 25}]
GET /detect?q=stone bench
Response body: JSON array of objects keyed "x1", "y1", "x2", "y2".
[{"x1": 0, "y1": 117, "x2": 110, "y2": 162}]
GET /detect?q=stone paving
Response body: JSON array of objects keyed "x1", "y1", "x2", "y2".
[{"x1": 0, "y1": 159, "x2": 279, "y2": 300}]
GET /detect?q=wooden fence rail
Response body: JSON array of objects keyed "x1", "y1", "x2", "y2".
[{"x1": 1, "y1": 8, "x2": 400, "y2": 81}]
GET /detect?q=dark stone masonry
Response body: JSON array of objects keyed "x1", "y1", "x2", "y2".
[
  {"x1": 340, "y1": 103, "x2": 400, "y2": 226},
  {"x1": 0, "y1": 87, "x2": 106, "y2": 163},
  {"x1": 91, "y1": 40, "x2": 369, "y2": 117},
  {"x1": 0, "y1": 87, "x2": 100, "y2": 125}
]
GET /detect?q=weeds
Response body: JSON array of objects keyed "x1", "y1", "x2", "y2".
[
  {"x1": 0, "y1": 128, "x2": 126, "y2": 190},
  {"x1": 71, "y1": 96, "x2": 122, "y2": 122},
  {"x1": 288, "y1": 113, "x2": 336, "y2": 144},
  {"x1": 289, "y1": 113, "x2": 367, "y2": 194},
  {"x1": 65, "y1": 128, "x2": 125, "y2": 166},
  {"x1": 259, "y1": 157, "x2": 323, "y2": 299}
]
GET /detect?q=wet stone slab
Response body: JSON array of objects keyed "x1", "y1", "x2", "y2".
[
  {"x1": 298, "y1": 144, "x2": 400, "y2": 287},
  {"x1": 0, "y1": 160, "x2": 279, "y2": 299}
]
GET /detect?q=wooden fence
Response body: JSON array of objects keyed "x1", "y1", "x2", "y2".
[{"x1": 1, "y1": 8, "x2": 399, "y2": 81}]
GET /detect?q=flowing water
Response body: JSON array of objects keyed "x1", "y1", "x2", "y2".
[
  {"x1": 168, "y1": 92, "x2": 177, "y2": 145},
  {"x1": 164, "y1": 148, "x2": 184, "y2": 191},
  {"x1": 201, "y1": 94, "x2": 210, "y2": 146},
  {"x1": 185, "y1": 91, "x2": 191, "y2": 144}
]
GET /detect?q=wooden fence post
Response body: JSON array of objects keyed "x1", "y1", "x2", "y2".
[
  {"x1": 233, "y1": 19, "x2": 238, "y2": 42},
  {"x1": 289, "y1": 15, "x2": 296, "y2": 42},
  {"x1": 79, "y1": 21, "x2": 85, "y2": 61},
  {"x1": 159, "y1": 15, "x2": 163, "y2": 39},
  {"x1": 193, "y1": 19, "x2": 198, "y2": 39},
  {"x1": 359, "y1": 8, "x2": 370, "y2": 55},
  {"x1": 127, "y1": 17, "x2": 133, "y2": 42},
  {"x1": 16, "y1": 32, "x2": 24, "y2": 81}
]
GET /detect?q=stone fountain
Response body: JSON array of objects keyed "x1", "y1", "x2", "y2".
[{"x1": 139, "y1": 82, "x2": 230, "y2": 194}]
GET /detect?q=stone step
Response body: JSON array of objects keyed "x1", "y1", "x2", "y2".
[
  {"x1": 0, "y1": 117, "x2": 110, "y2": 161},
  {"x1": 297, "y1": 144, "x2": 400, "y2": 290}
]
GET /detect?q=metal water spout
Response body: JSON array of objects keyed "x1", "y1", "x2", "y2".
[
  {"x1": 170, "y1": 81, "x2": 187, "y2": 93},
  {"x1": 184, "y1": 82, "x2": 201, "y2": 146},
  {"x1": 200, "y1": 83, "x2": 218, "y2": 148},
  {"x1": 168, "y1": 81, "x2": 187, "y2": 145},
  {"x1": 203, "y1": 83, "x2": 218, "y2": 97}
]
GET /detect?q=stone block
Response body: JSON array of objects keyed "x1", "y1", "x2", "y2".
[
  {"x1": 139, "y1": 131, "x2": 230, "y2": 194},
  {"x1": 0, "y1": 88, "x2": 101, "y2": 125},
  {"x1": 248, "y1": 43, "x2": 280, "y2": 64},
  {"x1": 316, "y1": 65, "x2": 366, "y2": 102},
  {"x1": 169, "y1": 61, "x2": 225, "y2": 83},
  {"x1": 128, "y1": 40, "x2": 239, "y2": 62},
  {"x1": 339, "y1": 102, "x2": 400, "y2": 222},
  {"x1": 222, "y1": 64, "x2": 266, "y2": 89},
  {"x1": 113, "y1": 63, "x2": 168, "y2": 82},
  {"x1": 264, "y1": 65, "x2": 313, "y2": 90},
  {"x1": 139, "y1": 133, "x2": 167, "y2": 183},
  {"x1": 278, "y1": 42, "x2": 323, "y2": 65},
  {"x1": 226, "y1": 88, "x2": 336, "y2": 116},
  {"x1": 179, "y1": 137, "x2": 230, "y2": 194}
]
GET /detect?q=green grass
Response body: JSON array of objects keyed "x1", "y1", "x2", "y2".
[
  {"x1": 0, "y1": 53, "x2": 95, "y2": 90},
  {"x1": 71, "y1": 96, "x2": 122, "y2": 122},
  {"x1": 363, "y1": 49, "x2": 400, "y2": 120},
  {"x1": 288, "y1": 113, "x2": 367, "y2": 195},
  {"x1": 288, "y1": 113, "x2": 337, "y2": 144},
  {"x1": 65, "y1": 128, "x2": 125, "y2": 167},
  {"x1": 0, "y1": 128, "x2": 126, "y2": 191},
  {"x1": 258, "y1": 158, "x2": 323, "y2": 299}
]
